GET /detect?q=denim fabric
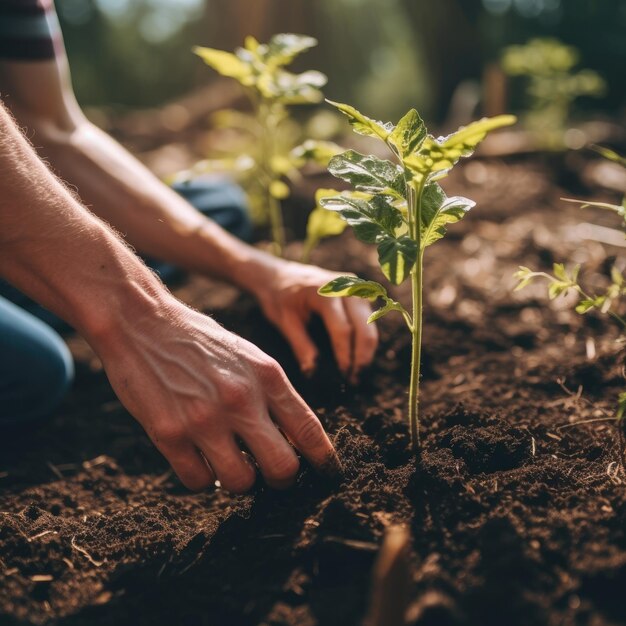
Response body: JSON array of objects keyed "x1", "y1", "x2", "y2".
[{"x1": 0, "y1": 178, "x2": 251, "y2": 427}]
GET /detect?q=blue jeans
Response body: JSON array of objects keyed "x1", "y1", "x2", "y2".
[{"x1": 0, "y1": 178, "x2": 251, "y2": 427}]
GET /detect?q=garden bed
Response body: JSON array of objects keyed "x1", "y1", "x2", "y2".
[{"x1": 2, "y1": 157, "x2": 626, "y2": 626}]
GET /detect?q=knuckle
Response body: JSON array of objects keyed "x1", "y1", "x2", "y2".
[
  {"x1": 264, "y1": 452, "x2": 300, "y2": 483},
  {"x1": 186, "y1": 405, "x2": 211, "y2": 431},
  {"x1": 153, "y1": 422, "x2": 186, "y2": 447},
  {"x1": 180, "y1": 472, "x2": 213, "y2": 492},
  {"x1": 293, "y1": 416, "x2": 326, "y2": 449},
  {"x1": 220, "y1": 468, "x2": 256, "y2": 494},
  {"x1": 221, "y1": 381, "x2": 250, "y2": 409},
  {"x1": 259, "y1": 358, "x2": 286, "y2": 389}
]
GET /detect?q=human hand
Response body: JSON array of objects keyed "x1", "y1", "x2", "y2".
[
  {"x1": 247, "y1": 259, "x2": 379, "y2": 383},
  {"x1": 95, "y1": 298, "x2": 338, "y2": 493}
]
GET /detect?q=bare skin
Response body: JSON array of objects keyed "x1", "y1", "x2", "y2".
[
  {"x1": 0, "y1": 49, "x2": 378, "y2": 381},
  {"x1": 0, "y1": 103, "x2": 341, "y2": 492}
]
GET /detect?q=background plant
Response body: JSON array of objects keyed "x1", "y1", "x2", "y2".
[
  {"x1": 501, "y1": 38, "x2": 605, "y2": 149},
  {"x1": 318, "y1": 101, "x2": 515, "y2": 449},
  {"x1": 515, "y1": 146, "x2": 626, "y2": 420},
  {"x1": 193, "y1": 33, "x2": 341, "y2": 256}
]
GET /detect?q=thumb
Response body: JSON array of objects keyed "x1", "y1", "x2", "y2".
[{"x1": 279, "y1": 313, "x2": 319, "y2": 375}]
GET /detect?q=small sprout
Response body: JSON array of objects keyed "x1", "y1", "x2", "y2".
[
  {"x1": 515, "y1": 147, "x2": 626, "y2": 424},
  {"x1": 193, "y1": 34, "x2": 342, "y2": 256},
  {"x1": 318, "y1": 101, "x2": 515, "y2": 449}
]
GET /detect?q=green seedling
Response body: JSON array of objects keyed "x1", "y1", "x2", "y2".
[
  {"x1": 515, "y1": 146, "x2": 626, "y2": 422},
  {"x1": 318, "y1": 101, "x2": 516, "y2": 449},
  {"x1": 193, "y1": 34, "x2": 341, "y2": 256},
  {"x1": 502, "y1": 38, "x2": 605, "y2": 149}
]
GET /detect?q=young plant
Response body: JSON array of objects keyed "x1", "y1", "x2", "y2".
[
  {"x1": 514, "y1": 147, "x2": 626, "y2": 421},
  {"x1": 502, "y1": 38, "x2": 605, "y2": 149},
  {"x1": 318, "y1": 101, "x2": 516, "y2": 449},
  {"x1": 193, "y1": 34, "x2": 341, "y2": 256}
]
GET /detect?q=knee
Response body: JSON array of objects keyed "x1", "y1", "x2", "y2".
[
  {"x1": 0, "y1": 327, "x2": 74, "y2": 427},
  {"x1": 37, "y1": 336, "x2": 74, "y2": 412}
]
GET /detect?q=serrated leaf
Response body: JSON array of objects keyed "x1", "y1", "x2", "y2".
[
  {"x1": 388, "y1": 109, "x2": 426, "y2": 156},
  {"x1": 405, "y1": 115, "x2": 517, "y2": 181},
  {"x1": 193, "y1": 46, "x2": 252, "y2": 82},
  {"x1": 320, "y1": 194, "x2": 404, "y2": 244},
  {"x1": 377, "y1": 235, "x2": 418, "y2": 285},
  {"x1": 440, "y1": 115, "x2": 517, "y2": 151},
  {"x1": 419, "y1": 184, "x2": 474, "y2": 248},
  {"x1": 326, "y1": 100, "x2": 393, "y2": 141},
  {"x1": 318, "y1": 276, "x2": 388, "y2": 300},
  {"x1": 328, "y1": 151, "x2": 405, "y2": 196}
]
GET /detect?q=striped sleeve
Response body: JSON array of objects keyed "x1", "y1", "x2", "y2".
[{"x1": 0, "y1": 0, "x2": 62, "y2": 61}]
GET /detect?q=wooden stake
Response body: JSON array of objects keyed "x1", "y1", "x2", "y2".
[{"x1": 364, "y1": 525, "x2": 412, "y2": 626}]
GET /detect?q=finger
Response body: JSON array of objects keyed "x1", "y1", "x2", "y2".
[
  {"x1": 201, "y1": 436, "x2": 257, "y2": 494},
  {"x1": 263, "y1": 367, "x2": 340, "y2": 475},
  {"x1": 315, "y1": 298, "x2": 353, "y2": 377},
  {"x1": 162, "y1": 443, "x2": 216, "y2": 492},
  {"x1": 240, "y1": 420, "x2": 300, "y2": 489},
  {"x1": 343, "y1": 298, "x2": 379, "y2": 383},
  {"x1": 279, "y1": 312, "x2": 319, "y2": 375}
]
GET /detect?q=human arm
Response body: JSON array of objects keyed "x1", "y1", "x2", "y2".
[
  {"x1": 0, "y1": 44, "x2": 378, "y2": 381},
  {"x1": 0, "y1": 101, "x2": 338, "y2": 492}
]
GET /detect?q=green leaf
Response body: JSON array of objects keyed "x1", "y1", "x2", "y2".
[
  {"x1": 290, "y1": 140, "x2": 343, "y2": 166},
  {"x1": 193, "y1": 46, "x2": 252, "y2": 83},
  {"x1": 306, "y1": 206, "x2": 347, "y2": 241},
  {"x1": 420, "y1": 184, "x2": 475, "y2": 248},
  {"x1": 616, "y1": 391, "x2": 626, "y2": 421},
  {"x1": 405, "y1": 115, "x2": 517, "y2": 181},
  {"x1": 318, "y1": 276, "x2": 389, "y2": 300},
  {"x1": 258, "y1": 69, "x2": 326, "y2": 103},
  {"x1": 552, "y1": 263, "x2": 568, "y2": 281},
  {"x1": 440, "y1": 115, "x2": 517, "y2": 151},
  {"x1": 368, "y1": 298, "x2": 410, "y2": 325},
  {"x1": 266, "y1": 33, "x2": 318, "y2": 66},
  {"x1": 326, "y1": 100, "x2": 393, "y2": 141},
  {"x1": 388, "y1": 109, "x2": 426, "y2": 156},
  {"x1": 575, "y1": 299, "x2": 596, "y2": 314},
  {"x1": 592, "y1": 145, "x2": 626, "y2": 169},
  {"x1": 320, "y1": 194, "x2": 404, "y2": 244},
  {"x1": 377, "y1": 235, "x2": 418, "y2": 285},
  {"x1": 328, "y1": 151, "x2": 405, "y2": 196},
  {"x1": 304, "y1": 189, "x2": 348, "y2": 249}
]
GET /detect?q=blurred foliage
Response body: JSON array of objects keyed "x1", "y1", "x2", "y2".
[
  {"x1": 183, "y1": 34, "x2": 342, "y2": 254},
  {"x1": 57, "y1": 0, "x2": 625, "y2": 124},
  {"x1": 501, "y1": 38, "x2": 605, "y2": 148}
]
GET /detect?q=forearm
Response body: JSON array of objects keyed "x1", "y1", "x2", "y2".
[
  {"x1": 0, "y1": 104, "x2": 173, "y2": 347},
  {"x1": 33, "y1": 118, "x2": 276, "y2": 292}
]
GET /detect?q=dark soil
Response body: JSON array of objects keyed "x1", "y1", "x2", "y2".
[{"x1": 2, "y1": 157, "x2": 626, "y2": 626}]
